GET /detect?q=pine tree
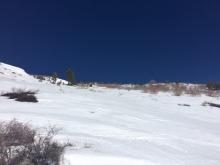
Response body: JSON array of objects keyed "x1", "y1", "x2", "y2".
[{"x1": 66, "y1": 68, "x2": 76, "y2": 85}]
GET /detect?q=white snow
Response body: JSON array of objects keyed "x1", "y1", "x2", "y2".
[{"x1": 0, "y1": 62, "x2": 220, "y2": 165}]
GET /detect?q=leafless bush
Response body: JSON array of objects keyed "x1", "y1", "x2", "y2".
[
  {"x1": 205, "y1": 90, "x2": 220, "y2": 97},
  {"x1": 76, "y1": 83, "x2": 95, "y2": 89},
  {"x1": 206, "y1": 81, "x2": 220, "y2": 90},
  {"x1": 178, "y1": 103, "x2": 190, "y2": 107},
  {"x1": 1, "y1": 89, "x2": 38, "y2": 103},
  {"x1": 185, "y1": 86, "x2": 201, "y2": 96},
  {"x1": 202, "y1": 101, "x2": 220, "y2": 108},
  {"x1": 77, "y1": 83, "x2": 90, "y2": 89},
  {"x1": 99, "y1": 83, "x2": 124, "y2": 89},
  {"x1": 15, "y1": 95, "x2": 38, "y2": 103},
  {"x1": 96, "y1": 82, "x2": 217, "y2": 97},
  {"x1": 142, "y1": 83, "x2": 170, "y2": 94},
  {"x1": 0, "y1": 120, "x2": 72, "y2": 165},
  {"x1": 144, "y1": 84, "x2": 159, "y2": 94},
  {"x1": 34, "y1": 75, "x2": 46, "y2": 82},
  {"x1": 172, "y1": 83, "x2": 185, "y2": 96}
]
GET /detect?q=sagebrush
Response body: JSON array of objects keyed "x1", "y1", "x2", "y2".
[
  {"x1": 0, "y1": 119, "x2": 72, "y2": 165},
  {"x1": 1, "y1": 89, "x2": 38, "y2": 103}
]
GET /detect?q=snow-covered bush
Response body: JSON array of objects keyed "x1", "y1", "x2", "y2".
[{"x1": 0, "y1": 119, "x2": 72, "y2": 165}]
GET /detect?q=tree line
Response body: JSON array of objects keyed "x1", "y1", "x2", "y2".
[
  {"x1": 52, "y1": 68, "x2": 76, "y2": 86},
  {"x1": 35, "y1": 68, "x2": 76, "y2": 86}
]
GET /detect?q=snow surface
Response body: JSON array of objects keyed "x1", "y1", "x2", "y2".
[{"x1": 0, "y1": 63, "x2": 220, "y2": 165}]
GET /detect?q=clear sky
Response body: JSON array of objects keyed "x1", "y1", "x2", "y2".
[{"x1": 0, "y1": 0, "x2": 219, "y2": 83}]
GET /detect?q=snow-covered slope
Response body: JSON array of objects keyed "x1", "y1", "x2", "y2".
[
  {"x1": 0, "y1": 62, "x2": 32, "y2": 79},
  {"x1": 0, "y1": 63, "x2": 220, "y2": 165}
]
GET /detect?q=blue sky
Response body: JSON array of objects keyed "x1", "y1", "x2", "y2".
[{"x1": 0, "y1": 0, "x2": 219, "y2": 83}]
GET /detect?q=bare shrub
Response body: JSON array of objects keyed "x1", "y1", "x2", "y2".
[
  {"x1": 178, "y1": 104, "x2": 190, "y2": 107},
  {"x1": 131, "y1": 85, "x2": 146, "y2": 91},
  {"x1": 172, "y1": 83, "x2": 186, "y2": 96},
  {"x1": 57, "y1": 81, "x2": 62, "y2": 86},
  {"x1": 205, "y1": 90, "x2": 220, "y2": 97},
  {"x1": 15, "y1": 95, "x2": 38, "y2": 103},
  {"x1": 173, "y1": 88, "x2": 183, "y2": 96},
  {"x1": 77, "y1": 83, "x2": 94, "y2": 89},
  {"x1": 100, "y1": 83, "x2": 123, "y2": 89},
  {"x1": 202, "y1": 101, "x2": 220, "y2": 108},
  {"x1": 51, "y1": 72, "x2": 58, "y2": 84},
  {"x1": 96, "y1": 82, "x2": 210, "y2": 97},
  {"x1": 1, "y1": 89, "x2": 38, "y2": 103},
  {"x1": 144, "y1": 83, "x2": 170, "y2": 94},
  {"x1": 0, "y1": 120, "x2": 72, "y2": 165},
  {"x1": 206, "y1": 81, "x2": 220, "y2": 90},
  {"x1": 34, "y1": 75, "x2": 46, "y2": 82},
  {"x1": 0, "y1": 120, "x2": 35, "y2": 165},
  {"x1": 144, "y1": 84, "x2": 159, "y2": 94},
  {"x1": 185, "y1": 86, "x2": 201, "y2": 96}
]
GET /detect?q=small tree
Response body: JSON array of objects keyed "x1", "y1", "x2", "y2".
[
  {"x1": 51, "y1": 72, "x2": 58, "y2": 84},
  {"x1": 66, "y1": 68, "x2": 76, "y2": 85},
  {"x1": 207, "y1": 81, "x2": 220, "y2": 90}
]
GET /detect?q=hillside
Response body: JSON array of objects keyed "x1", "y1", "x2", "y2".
[{"x1": 0, "y1": 62, "x2": 220, "y2": 165}]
